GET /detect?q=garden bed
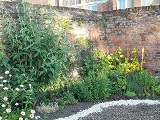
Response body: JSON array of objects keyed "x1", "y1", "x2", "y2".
[{"x1": 37, "y1": 94, "x2": 160, "y2": 120}]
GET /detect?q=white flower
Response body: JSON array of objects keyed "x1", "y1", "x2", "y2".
[
  {"x1": 25, "y1": 118, "x2": 28, "y2": 120},
  {"x1": 0, "y1": 84, "x2": 3, "y2": 87},
  {"x1": 3, "y1": 80, "x2": 7, "y2": 83},
  {"x1": 35, "y1": 116, "x2": 41, "y2": 119},
  {"x1": 15, "y1": 103, "x2": 19, "y2": 106},
  {"x1": 0, "y1": 116, "x2": 2, "y2": 120},
  {"x1": 9, "y1": 74, "x2": 12, "y2": 77},
  {"x1": 15, "y1": 88, "x2": 20, "y2": 91},
  {"x1": 5, "y1": 71, "x2": 9, "y2": 75},
  {"x1": 19, "y1": 117, "x2": 23, "y2": 120},
  {"x1": 2, "y1": 104, "x2": 6, "y2": 107},
  {"x1": 29, "y1": 84, "x2": 31, "y2": 88},
  {"x1": 0, "y1": 76, "x2": 4, "y2": 79},
  {"x1": 31, "y1": 110, "x2": 35, "y2": 114},
  {"x1": 29, "y1": 114, "x2": 34, "y2": 118},
  {"x1": 21, "y1": 111, "x2": 25, "y2": 116},
  {"x1": 3, "y1": 97, "x2": 8, "y2": 101},
  {"x1": 20, "y1": 85, "x2": 24, "y2": 88},
  {"x1": 6, "y1": 108, "x2": 11, "y2": 113},
  {"x1": 3, "y1": 87, "x2": 8, "y2": 91}
]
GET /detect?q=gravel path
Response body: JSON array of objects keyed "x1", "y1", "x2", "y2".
[
  {"x1": 79, "y1": 104, "x2": 160, "y2": 120},
  {"x1": 46, "y1": 100, "x2": 160, "y2": 120}
]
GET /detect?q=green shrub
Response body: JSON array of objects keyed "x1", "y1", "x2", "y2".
[
  {"x1": 71, "y1": 81, "x2": 92, "y2": 102},
  {"x1": 154, "y1": 85, "x2": 160, "y2": 95},
  {"x1": 82, "y1": 47, "x2": 141, "y2": 77},
  {"x1": 124, "y1": 70, "x2": 156, "y2": 97},
  {"x1": 81, "y1": 46, "x2": 160, "y2": 99},
  {"x1": 71, "y1": 73, "x2": 110, "y2": 102},
  {"x1": 1, "y1": 3, "x2": 74, "y2": 85},
  {"x1": 108, "y1": 72, "x2": 126, "y2": 94},
  {"x1": 103, "y1": 47, "x2": 141, "y2": 73},
  {"x1": 82, "y1": 56, "x2": 103, "y2": 76},
  {"x1": 0, "y1": 2, "x2": 76, "y2": 119},
  {"x1": 55, "y1": 91, "x2": 77, "y2": 109}
]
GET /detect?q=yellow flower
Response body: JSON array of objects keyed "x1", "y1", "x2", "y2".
[
  {"x1": 21, "y1": 111, "x2": 25, "y2": 116},
  {"x1": 132, "y1": 48, "x2": 137, "y2": 53},
  {"x1": 6, "y1": 108, "x2": 11, "y2": 113}
]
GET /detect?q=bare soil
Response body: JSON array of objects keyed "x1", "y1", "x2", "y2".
[{"x1": 35, "y1": 93, "x2": 160, "y2": 120}]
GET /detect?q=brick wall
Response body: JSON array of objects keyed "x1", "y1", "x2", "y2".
[
  {"x1": 0, "y1": 2, "x2": 160, "y2": 76},
  {"x1": 101, "y1": 6, "x2": 160, "y2": 75},
  {"x1": 134, "y1": 0, "x2": 141, "y2": 7},
  {"x1": 98, "y1": 0, "x2": 117, "y2": 11},
  {"x1": 98, "y1": 2, "x2": 108, "y2": 12},
  {"x1": 97, "y1": 0, "x2": 142, "y2": 12}
]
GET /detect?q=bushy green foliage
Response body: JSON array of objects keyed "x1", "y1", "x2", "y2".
[
  {"x1": 154, "y1": 84, "x2": 160, "y2": 95},
  {"x1": 1, "y1": 3, "x2": 74, "y2": 85},
  {"x1": 82, "y1": 47, "x2": 141, "y2": 76},
  {"x1": 70, "y1": 81, "x2": 92, "y2": 101},
  {"x1": 82, "y1": 46, "x2": 158, "y2": 99},
  {"x1": 124, "y1": 70, "x2": 156, "y2": 97},
  {"x1": 71, "y1": 72, "x2": 110, "y2": 102},
  {"x1": 0, "y1": 2, "x2": 75, "y2": 119},
  {"x1": 102, "y1": 47, "x2": 141, "y2": 73}
]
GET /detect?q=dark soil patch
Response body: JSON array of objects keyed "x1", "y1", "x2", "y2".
[
  {"x1": 35, "y1": 93, "x2": 131, "y2": 119},
  {"x1": 35, "y1": 93, "x2": 160, "y2": 120}
]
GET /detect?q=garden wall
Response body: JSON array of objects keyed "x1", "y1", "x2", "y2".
[{"x1": 0, "y1": 2, "x2": 160, "y2": 77}]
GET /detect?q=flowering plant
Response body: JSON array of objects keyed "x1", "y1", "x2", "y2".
[{"x1": 0, "y1": 71, "x2": 40, "y2": 120}]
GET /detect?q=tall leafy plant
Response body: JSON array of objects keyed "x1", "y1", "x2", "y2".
[{"x1": 1, "y1": 3, "x2": 74, "y2": 85}]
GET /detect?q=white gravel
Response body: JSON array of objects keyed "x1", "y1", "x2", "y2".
[{"x1": 55, "y1": 99, "x2": 160, "y2": 120}]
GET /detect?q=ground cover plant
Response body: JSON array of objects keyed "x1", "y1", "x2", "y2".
[{"x1": 0, "y1": 2, "x2": 160, "y2": 120}]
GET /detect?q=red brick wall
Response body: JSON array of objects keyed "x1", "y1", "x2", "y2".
[
  {"x1": 134, "y1": 0, "x2": 141, "y2": 7},
  {"x1": 70, "y1": 6, "x2": 160, "y2": 76},
  {"x1": 98, "y1": 0, "x2": 117, "y2": 12},
  {"x1": 98, "y1": 0, "x2": 143, "y2": 12},
  {"x1": 98, "y1": 2, "x2": 108, "y2": 12}
]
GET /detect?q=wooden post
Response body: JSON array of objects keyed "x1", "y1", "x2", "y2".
[{"x1": 81, "y1": 0, "x2": 85, "y2": 9}]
